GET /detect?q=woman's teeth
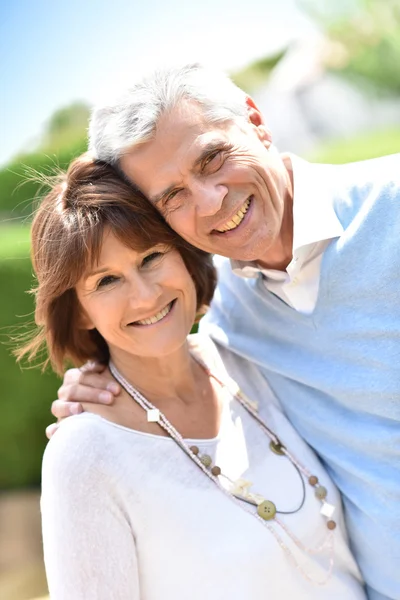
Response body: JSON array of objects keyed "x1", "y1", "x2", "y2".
[
  {"x1": 216, "y1": 197, "x2": 251, "y2": 233},
  {"x1": 135, "y1": 302, "x2": 173, "y2": 326}
]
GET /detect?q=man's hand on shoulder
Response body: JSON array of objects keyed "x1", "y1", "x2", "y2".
[{"x1": 46, "y1": 362, "x2": 120, "y2": 439}]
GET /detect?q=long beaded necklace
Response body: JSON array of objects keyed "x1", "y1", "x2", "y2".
[{"x1": 109, "y1": 353, "x2": 337, "y2": 586}]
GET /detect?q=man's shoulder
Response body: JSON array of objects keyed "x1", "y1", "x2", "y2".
[
  {"x1": 325, "y1": 154, "x2": 400, "y2": 228},
  {"x1": 331, "y1": 153, "x2": 400, "y2": 188}
]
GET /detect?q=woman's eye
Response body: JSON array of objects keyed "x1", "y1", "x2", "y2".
[
  {"x1": 165, "y1": 189, "x2": 180, "y2": 204},
  {"x1": 142, "y1": 251, "x2": 163, "y2": 266},
  {"x1": 97, "y1": 275, "x2": 118, "y2": 289}
]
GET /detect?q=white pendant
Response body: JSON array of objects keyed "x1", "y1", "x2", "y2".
[
  {"x1": 147, "y1": 408, "x2": 160, "y2": 423},
  {"x1": 230, "y1": 478, "x2": 253, "y2": 496},
  {"x1": 320, "y1": 502, "x2": 336, "y2": 518},
  {"x1": 247, "y1": 492, "x2": 265, "y2": 506}
]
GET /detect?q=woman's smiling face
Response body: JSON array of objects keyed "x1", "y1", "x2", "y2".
[{"x1": 75, "y1": 228, "x2": 197, "y2": 361}]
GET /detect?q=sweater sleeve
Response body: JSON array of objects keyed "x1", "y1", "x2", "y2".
[{"x1": 40, "y1": 416, "x2": 140, "y2": 600}]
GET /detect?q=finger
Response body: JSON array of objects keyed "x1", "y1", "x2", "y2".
[
  {"x1": 57, "y1": 381, "x2": 116, "y2": 404},
  {"x1": 46, "y1": 422, "x2": 60, "y2": 440},
  {"x1": 51, "y1": 399, "x2": 83, "y2": 419},
  {"x1": 79, "y1": 361, "x2": 107, "y2": 374},
  {"x1": 63, "y1": 362, "x2": 106, "y2": 385},
  {"x1": 79, "y1": 372, "x2": 120, "y2": 394},
  {"x1": 58, "y1": 372, "x2": 120, "y2": 400}
]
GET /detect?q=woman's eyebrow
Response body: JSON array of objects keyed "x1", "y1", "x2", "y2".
[
  {"x1": 151, "y1": 183, "x2": 180, "y2": 206},
  {"x1": 84, "y1": 266, "x2": 109, "y2": 279}
]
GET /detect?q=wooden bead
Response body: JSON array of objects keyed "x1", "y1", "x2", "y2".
[
  {"x1": 211, "y1": 466, "x2": 221, "y2": 476},
  {"x1": 308, "y1": 475, "x2": 319, "y2": 486},
  {"x1": 327, "y1": 520, "x2": 336, "y2": 530},
  {"x1": 200, "y1": 454, "x2": 212, "y2": 467},
  {"x1": 315, "y1": 485, "x2": 328, "y2": 500},
  {"x1": 190, "y1": 445, "x2": 199, "y2": 455}
]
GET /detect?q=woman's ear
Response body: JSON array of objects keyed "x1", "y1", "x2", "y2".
[{"x1": 245, "y1": 96, "x2": 273, "y2": 149}]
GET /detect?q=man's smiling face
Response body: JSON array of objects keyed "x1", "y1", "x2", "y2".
[{"x1": 119, "y1": 99, "x2": 293, "y2": 264}]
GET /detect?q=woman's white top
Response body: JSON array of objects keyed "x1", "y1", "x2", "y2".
[{"x1": 41, "y1": 335, "x2": 365, "y2": 599}]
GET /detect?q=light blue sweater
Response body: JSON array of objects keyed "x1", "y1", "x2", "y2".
[{"x1": 201, "y1": 154, "x2": 400, "y2": 600}]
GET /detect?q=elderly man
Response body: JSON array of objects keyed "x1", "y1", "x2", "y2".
[{"x1": 52, "y1": 64, "x2": 399, "y2": 600}]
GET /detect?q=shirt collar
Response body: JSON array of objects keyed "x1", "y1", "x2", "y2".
[{"x1": 231, "y1": 154, "x2": 343, "y2": 277}]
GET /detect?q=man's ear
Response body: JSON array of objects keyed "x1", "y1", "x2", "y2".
[{"x1": 245, "y1": 96, "x2": 273, "y2": 148}]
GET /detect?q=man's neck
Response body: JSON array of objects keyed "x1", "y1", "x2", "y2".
[{"x1": 257, "y1": 154, "x2": 294, "y2": 271}]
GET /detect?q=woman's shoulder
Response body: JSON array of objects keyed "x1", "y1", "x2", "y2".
[
  {"x1": 46, "y1": 412, "x2": 110, "y2": 451},
  {"x1": 42, "y1": 413, "x2": 116, "y2": 485}
]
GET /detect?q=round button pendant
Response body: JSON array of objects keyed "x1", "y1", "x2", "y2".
[
  {"x1": 257, "y1": 500, "x2": 277, "y2": 520},
  {"x1": 269, "y1": 440, "x2": 285, "y2": 456}
]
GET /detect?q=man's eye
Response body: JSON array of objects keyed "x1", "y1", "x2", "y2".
[
  {"x1": 97, "y1": 275, "x2": 118, "y2": 289},
  {"x1": 141, "y1": 251, "x2": 164, "y2": 267},
  {"x1": 202, "y1": 151, "x2": 221, "y2": 170}
]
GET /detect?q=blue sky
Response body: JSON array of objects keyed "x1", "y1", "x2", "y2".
[{"x1": 0, "y1": 0, "x2": 316, "y2": 166}]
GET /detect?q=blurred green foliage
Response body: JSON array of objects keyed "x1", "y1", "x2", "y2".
[
  {"x1": 0, "y1": 225, "x2": 60, "y2": 489},
  {"x1": 309, "y1": 128, "x2": 400, "y2": 164},
  {"x1": 231, "y1": 49, "x2": 287, "y2": 93},
  {"x1": 0, "y1": 103, "x2": 90, "y2": 218},
  {"x1": 0, "y1": 139, "x2": 87, "y2": 218},
  {"x1": 299, "y1": 0, "x2": 400, "y2": 94},
  {"x1": 0, "y1": 103, "x2": 89, "y2": 489},
  {"x1": 40, "y1": 102, "x2": 90, "y2": 153}
]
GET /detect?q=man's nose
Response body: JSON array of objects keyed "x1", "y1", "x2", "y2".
[{"x1": 192, "y1": 180, "x2": 228, "y2": 218}]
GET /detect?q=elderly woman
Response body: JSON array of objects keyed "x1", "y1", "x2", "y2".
[{"x1": 19, "y1": 154, "x2": 365, "y2": 599}]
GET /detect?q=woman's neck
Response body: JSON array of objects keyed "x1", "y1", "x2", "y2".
[{"x1": 109, "y1": 339, "x2": 204, "y2": 407}]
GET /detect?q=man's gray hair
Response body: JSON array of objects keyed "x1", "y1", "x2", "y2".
[{"x1": 89, "y1": 63, "x2": 248, "y2": 164}]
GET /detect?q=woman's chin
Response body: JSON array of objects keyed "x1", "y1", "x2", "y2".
[{"x1": 109, "y1": 329, "x2": 192, "y2": 362}]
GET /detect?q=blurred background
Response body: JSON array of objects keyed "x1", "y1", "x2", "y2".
[{"x1": 1, "y1": 0, "x2": 399, "y2": 598}]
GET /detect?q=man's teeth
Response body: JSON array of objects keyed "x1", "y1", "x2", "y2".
[
  {"x1": 216, "y1": 198, "x2": 251, "y2": 233},
  {"x1": 136, "y1": 302, "x2": 172, "y2": 326}
]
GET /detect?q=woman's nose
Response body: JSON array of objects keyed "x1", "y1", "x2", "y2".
[{"x1": 127, "y1": 275, "x2": 162, "y2": 308}]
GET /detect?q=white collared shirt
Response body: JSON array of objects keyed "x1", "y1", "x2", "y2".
[{"x1": 231, "y1": 156, "x2": 343, "y2": 314}]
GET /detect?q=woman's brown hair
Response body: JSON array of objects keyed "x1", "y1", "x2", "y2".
[{"x1": 16, "y1": 153, "x2": 217, "y2": 374}]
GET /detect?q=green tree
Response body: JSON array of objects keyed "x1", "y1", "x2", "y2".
[
  {"x1": 0, "y1": 102, "x2": 90, "y2": 217},
  {"x1": 40, "y1": 102, "x2": 90, "y2": 153},
  {"x1": 231, "y1": 50, "x2": 287, "y2": 93},
  {"x1": 299, "y1": 0, "x2": 400, "y2": 93}
]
